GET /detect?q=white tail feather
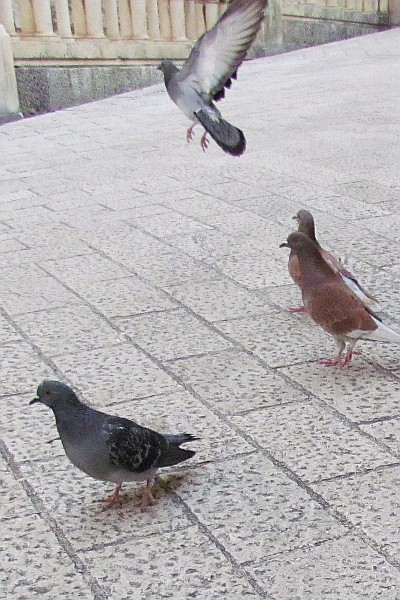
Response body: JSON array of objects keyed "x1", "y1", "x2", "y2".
[{"x1": 365, "y1": 318, "x2": 400, "y2": 343}]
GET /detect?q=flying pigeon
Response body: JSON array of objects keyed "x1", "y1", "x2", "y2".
[
  {"x1": 30, "y1": 380, "x2": 198, "y2": 510},
  {"x1": 288, "y1": 209, "x2": 380, "y2": 314},
  {"x1": 280, "y1": 232, "x2": 400, "y2": 367},
  {"x1": 158, "y1": 0, "x2": 267, "y2": 156}
]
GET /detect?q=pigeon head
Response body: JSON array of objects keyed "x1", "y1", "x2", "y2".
[
  {"x1": 280, "y1": 232, "x2": 336, "y2": 280},
  {"x1": 280, "y1": 231, "x2": 314, "y2": 251},
  {"x1": 293, "y1": 210, "x2": 317, "y2": 243},
  {"x1": 157, "y1": 60, "x2": 179, "y2": 86},
  {"x1": 30, "y1": 380, "x2": 79, "y2": 409}
]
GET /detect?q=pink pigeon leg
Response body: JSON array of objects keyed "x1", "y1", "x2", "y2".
[
  {"x1": 319, "y1": 339, "x2": 345, "y2": 367},
  {"x1": 341, "y1": 346, "x2": 354, "y2": 368},
  {"x1": 200, "y1": 131, "x2": 210, "y2": 152},
  {"x1": 186, "y1": 122, "x2": 197, "y2": 143},
  {"x1": 140, "y1": 479, "x2": 156, "y2": 512},
  {"x1": 100, "y1": 483, "x2": 123, "y2": 508}
]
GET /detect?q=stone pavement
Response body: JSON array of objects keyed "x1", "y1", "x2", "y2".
[{"x1": 1, "y1": 27, "x2": 400, "y2": 599}]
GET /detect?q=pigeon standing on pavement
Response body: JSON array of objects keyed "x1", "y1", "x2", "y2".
[
  {"x1": 288, "y1": 209, "x2": 380, "y2": 314},
  {"x1": 30, "y1": 380, "x2": 198, "y2": 511},
  {"x1": 280, "y1": 232, "x2": 400, "y2": 367},
  {"x1": 158, "y1": 0, "x2": 268, "y2": 156}
]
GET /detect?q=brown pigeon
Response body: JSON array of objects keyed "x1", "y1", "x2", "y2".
[
  {"x1": 288, "y1": 209, "x2": 380, "y2": 314},
  {"x1": 280, "y1": 232, "x2": 400, "y2": 367}
]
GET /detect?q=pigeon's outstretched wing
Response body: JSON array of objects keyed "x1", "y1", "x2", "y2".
[{"x1": 180, "y1": 0, "x2": 267, "y2": 100}]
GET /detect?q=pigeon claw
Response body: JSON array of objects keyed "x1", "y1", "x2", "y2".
[
  {"x1": 99, "y1": 483, "x2": 124, "y2": 509},
  {"x1": 289, "y1": 306, "x2": 307, "y2": 314},
  {"x1": 318, "y1": 356, "x2": 342, "y2": 367},
  {"x1": 200, "y1": 132, "x2": 209, "y2": 152},
  {"x1": 186, "y1": 126, "x2": 195, "y2": 143},
  {"x1": 341, "y1": 347, "x2": 354, "y2": 368},
  {"x1": 140, "y1": 479, "x2": 156, "y2": 513}
]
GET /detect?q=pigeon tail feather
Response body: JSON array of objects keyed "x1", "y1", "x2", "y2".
[
  {"x1": 195, "y1": 109, "x2": 245, "y2": 156},
  {"x1": 155, "y1": 434, "x2": 198, "y2": 469},
  {"x1": 164, "y1": 433, "x2": 200, "y2": 445},
  {"x1": 358, "y1": 318, "x2": 400, "y2": 343}
]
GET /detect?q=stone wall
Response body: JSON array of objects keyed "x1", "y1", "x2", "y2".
[{"x1": 282, "y1": 0, "x2": 391, "y2": 50}]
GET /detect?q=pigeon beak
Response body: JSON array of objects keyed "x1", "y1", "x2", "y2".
[
  {"x1": 292, "y1": 215, "x2": 299, "y2": 221},
  {"x1": 30, "y1": 397, "x2": 40, "y2": 405},
  {"x1": 279, "y1": 242, "x2": 289, "y2": 248}
]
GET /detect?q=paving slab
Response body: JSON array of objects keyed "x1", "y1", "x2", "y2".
[{"x1": 1, "y1": 28, "x2": 400, "y2": 599}]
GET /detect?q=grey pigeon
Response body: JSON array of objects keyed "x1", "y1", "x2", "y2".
[
  {"x1": 30, "y1": 380, "x2": 198, "y2": 510},
  {"x1": 158, "y1": 0, "x2": 267, "y2": 156}
]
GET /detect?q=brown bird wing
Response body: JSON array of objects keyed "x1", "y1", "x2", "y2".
[
  {"x1": 321, "y1": 248, "x2": 379, "y2": 305},
  {"x1": 320, "y1": 248, "x2": 343, "y2": 273},
  {"x1": 303, "y1": 279, "x2": 377, "y2": 337}
]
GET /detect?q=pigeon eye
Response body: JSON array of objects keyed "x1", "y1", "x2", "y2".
[{"x1": 45, "y1": 390, "x2": 51, "y2": 396}]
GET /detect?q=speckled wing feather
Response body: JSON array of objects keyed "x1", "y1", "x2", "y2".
[
  {"x1": 103, "y1": 416, "x2": 169, "y2": 474},
  {"x1": 179, "y1": 0, "x2": 267, "y2": 100}
]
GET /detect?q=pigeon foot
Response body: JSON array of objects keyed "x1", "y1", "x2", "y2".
[
  {"x1": 289, "y1": 306, "x2": 307, "y2": 314},
  {"x1": 318, "y1": 356, "x2": 342, "y2": 367},
  {"x1": 186, "y1": 126, "x2": 195, "y2": 143},
  {"x1": 200, "y1": 132, "x2": 210, "y2": 152},
  {"x1": 140, "y1": 479, "x2": 156, "y2": 512},
  {"x1": 99, "y1": 483, "x2": 124, "y2": 508},
  {"x1": 341, "y1": 347, "x2": 354, "y2": 368}
]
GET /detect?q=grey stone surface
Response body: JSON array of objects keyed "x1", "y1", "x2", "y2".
[
  {"x1": 246, "y1": 534, "x2": 400, "y2": 599},
  {"x1": 282, "y1": 17, "x2": 386, "y2": 55},
  {"x1": 83, "y1": 526, "x2": 262, "y2": 599},
  {"x1": 313, "y1": 466, "x2": 400, "y2": 562},
  {"x1": 232, "y1": 402, "x2": 396, "y2": 482},
  {"x1": 16, "y1": 65, "x2": 164, "y2": 117},
  {"x1": 52, "y1": 344, "x2": 180, "y2": 405},
  {"x1": 1, "y1": 514, "x2": 94, "y2": 599},
  {"x1": 280, "y1": 359, "x2": 400, "y2": 422},
  {"x1": 361, "y1": 418, "x2": 400, "y2": 454},
  {"x1": 175, "y1": 454, "x2": 346, "y2": 564},
  {"x1": 116, "y1": 309, "x2": 233, "y2": 361},
  {"x1": 168, "y1": 348, "x2": 307, "y2": 415},
  {"x1": 1, "y1": 29, "x2": 400, "y2": 598}
]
